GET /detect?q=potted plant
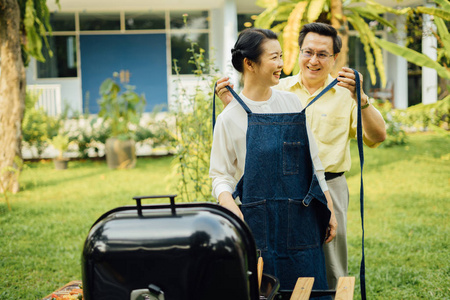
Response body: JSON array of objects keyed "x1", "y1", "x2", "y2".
[
  {"x1": 98, "y1": 72, "x2": 146, "y2": 169},
  {"x1": 49, "y1": 133, "x2": 70, "y2": 170}
]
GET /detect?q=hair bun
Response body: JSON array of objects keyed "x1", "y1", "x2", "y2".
[{"x1": 231, "y1": 48, "x2": 242, "y2": 56}]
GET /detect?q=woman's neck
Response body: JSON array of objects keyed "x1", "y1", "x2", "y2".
[{"x1": 242, "y1": 77, "x2": 272, "y2": 102}]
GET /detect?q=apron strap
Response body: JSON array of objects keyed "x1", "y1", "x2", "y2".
[
  {"x1": 302, "y1": 78, "x2": 339, "y2": 112},
  {"x1": 212, "y1": 83, "x2": 252, "y2": 133},
  {"x1": 226, "y1": 85, "x2": 253, "y2": 113},
  {"x1": 353, "y1": 69, "x2": 367, "y2": 300}
]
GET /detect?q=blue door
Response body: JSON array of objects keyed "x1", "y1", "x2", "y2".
[{"x1": 80, "y1": 34, "x2": 167, "y2": 114}]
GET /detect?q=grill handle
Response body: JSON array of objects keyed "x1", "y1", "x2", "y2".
[{"x1": 132, "y1": 194, "x2": 178, "y2": 216}]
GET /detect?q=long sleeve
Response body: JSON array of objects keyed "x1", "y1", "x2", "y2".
[
  {"x1": 306, "y1": 122, "x2": 328, "y2": 192},
  {"x1": 209, "y1": 103, "x2": 249, "y2": 203}
]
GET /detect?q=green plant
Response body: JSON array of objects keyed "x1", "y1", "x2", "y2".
[
  {"x1": 67, "y1": 116, "x2": 111, "y2": 159},
  {"x1": 0, "y1": 156, "x2": 24, "y2": 211},
  {"x1": 135, "y1": 105, "x2": 175, "y2": 150},
  {"x1": 98, "y1": 73, "x2": 146, "y2": 140},
  {"x1": 170, "y1": 14, "x2": 221, "y2": 202},
  {"x1": 372, "y1": 100, "x2": 407, "y2": 147},
  {"x1": 22, "y1": 91, "x2": 62, "y2": 157},
  {"x1": 396, "y1": 95, "x2": 450, "y2": 130},
  {"x1": 49, "y1": 133, "x2": 69, "y2": 160}
]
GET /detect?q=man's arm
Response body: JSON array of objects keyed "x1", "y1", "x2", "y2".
[
  {"x1": 337, "y1": 67, "x2": 386, "y2": 144},
  {"x1": 215, "y1": 76, "x2": 234, "y2": 107}
]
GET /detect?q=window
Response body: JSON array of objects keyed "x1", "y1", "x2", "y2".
[
  {"x1": 79, "y1": 12, "x2": 120, "y2": 31},
  {"x1": 170, "y1": 11, "x2": 208, "y2": 29},
  {"x1": 170, "y1": 11, "x2": 210, "y2": 75},
  {"x1": 49, "y1": 13, "x2": 76, "y2": 31},
  {"x1": 37, "y1": 35, "x2": 77, "y2": 78},
  {"x1": 171, "y1": 33, "x2": 209, "y2": 75},
  {"x1": 125, "y1": 11, "x2": 165, "y2": 30}
]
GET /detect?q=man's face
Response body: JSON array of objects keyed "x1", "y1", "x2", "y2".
[{"x1": 299, "y1": 32, "x2": 338, "y2": 87}]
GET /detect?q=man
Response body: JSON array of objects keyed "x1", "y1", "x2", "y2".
[{"x1": 214, "y1": 22, "x2": 386, "y2": 289}]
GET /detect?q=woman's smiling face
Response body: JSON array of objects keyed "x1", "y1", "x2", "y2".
[{"x1": 250, "y1": 39, "x2": 284, "y2": 87}]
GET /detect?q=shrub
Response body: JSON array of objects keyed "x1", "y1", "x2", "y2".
[
  {"x1": 396, "y1": 95, "x2": 450, "y2": 131},
  {"x1": 170, "y1": 35, "x2": 221, "y2": 202},
  {"x1": 22, "y1": 92, "x2": 62, "y2": 157},
  {"x1": 372, "y1": 99, "x2": 407, "y2": 147}
]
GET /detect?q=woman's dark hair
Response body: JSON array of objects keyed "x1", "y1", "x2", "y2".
[
  {"x1": 298, "y1": 22, "x2": 342, "y2": 55},
  {"x1": 231, "y1": 28, "x2": 278, "y2": 73}
]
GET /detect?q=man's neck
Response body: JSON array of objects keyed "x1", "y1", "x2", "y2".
[{"x1": 300, "y1": 75, "x2": 327, "y2": 95}]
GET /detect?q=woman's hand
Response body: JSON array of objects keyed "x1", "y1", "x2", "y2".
[
  {"x1": 323, "y1": 190, "x2": 338, "y2": 243},
  {"x1": 325, "y1": 210, "x2": 338, "y2": 244},
  {"x1": 215, "y1": 77, "x2": 234, "y2": 107},
  {"x1": 218, "y1": 191, "x2": 244, "y2": 219}
]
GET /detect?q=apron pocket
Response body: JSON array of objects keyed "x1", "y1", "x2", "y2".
[
  {"x1": 287, "y1": 199, "x2": 320, "y2": 250},
  {"x1": 241, "y1": 200, "x2": 267, "y2": 251},
  {"x1": 283, "y1": 142, "x2": 302, "y2": 175}
]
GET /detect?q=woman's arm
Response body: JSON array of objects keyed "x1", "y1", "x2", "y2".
[
  {"x1": 305, "y1": 119, "x2": 337, "y2": 243},
  {"x1": 218, "y1": 191, "x2": 244, "y2": 219}
]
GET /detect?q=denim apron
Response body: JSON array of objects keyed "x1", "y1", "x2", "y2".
[
  {"x1": 213, "y1": 70, "x2": 366, "y2": 300},
  {"x1": 223, "y1": 83, "x2": 339, "y2": 297}
]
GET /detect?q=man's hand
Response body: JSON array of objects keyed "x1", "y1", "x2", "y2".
[
  {"x1": 337, "y1": 67, "x2": 387, "y2": 144},
  {"x1": 337, "y1": 67, "x2": 369, "y2": 106},
  {"x1": 218, "y1": 191, "x2": 244, "y2": 219},
  {"x1": 215, "y1": 77, "x2": 234, "y2": 107}
]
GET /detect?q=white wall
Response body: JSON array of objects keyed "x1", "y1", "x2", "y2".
[
  {"x1": 386, "y1": 14, "x2": 409, "y2": 109},
  {"x1": 26, "y1": 58, "x2": 83, "y2": 115}
]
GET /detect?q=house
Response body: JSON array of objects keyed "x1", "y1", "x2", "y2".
[{"x1": 25, "y1": 0, "x2": 440, "y2": 115}]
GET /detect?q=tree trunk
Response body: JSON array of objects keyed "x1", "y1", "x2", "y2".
[
  {"x1": 330, "y1": 0, "x2": 349, "y2": 77},
  {"x1": 0, "y1": 0, "x2": 26, "y2": 193}
]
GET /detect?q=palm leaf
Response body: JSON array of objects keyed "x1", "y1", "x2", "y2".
[
  {"x1": 375, "y1": 37, "x2": 450, "y2": 80},
  {"x1": 274, "y1": 2, "x2": 299, "y2": 20},
  {"x1": 256, "y1": 0, "x2": 278, "y2": 9},
  {"x1": 283, "y1": 1, "x2": 308, "y2": 74},
  {"x1": 254, "y1": 7, "x2": 277, "y2": 29},
  {"x1": 434, "y1": 17, "x2": 450, "y2": 58},
  {"x1": 347, "y1": 13, "x2": 378, "y2": 85},
  {"x1": 350, "y1": 6, "x2": 397, "y2": 32},
  {"x1": 272, "y1": 22, "x2": 287, "y2": 33},
  {"x1": 416, "y1": 7, "x2": 450, "y2": 21},
  {"x1": 355, "y1": 15, "x2": 387, "y2": 87},
  {"x1": 307, "y1": 0, "x2": 326, "y2": 23},
  {"x1": 364, "y1": 0, "x2": 411, "y2": 15},
  {"x1": 255, "y1": 2, "x2": 295, "y2": 29},
  {"x1": 432, "y1": 0, "x2": 450, "y2": 11}
]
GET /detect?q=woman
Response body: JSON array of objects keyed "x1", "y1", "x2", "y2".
[{"x1": 209, "y1": 28, "x2": 337, "y2": 294}]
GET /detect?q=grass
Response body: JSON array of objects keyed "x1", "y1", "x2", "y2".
[
  {"x1": 346, "y1": 133, "x2": 450, "y2": 299},
  {"x1": 0, "y1": 133, "x2": 449, "y2": 299}
]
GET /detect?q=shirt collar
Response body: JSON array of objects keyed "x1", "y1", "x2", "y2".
[{"x1": 289, "y1": 73, "x2": 337, "y2": 95}]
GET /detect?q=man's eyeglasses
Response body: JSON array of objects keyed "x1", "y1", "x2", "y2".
[{"x1": 300, "y1": 49, "x2": 335, "y2": 60}]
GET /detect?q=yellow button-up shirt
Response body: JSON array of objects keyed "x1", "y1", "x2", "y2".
[{"x1": 275, "y1": 73, "x2": 380, "y2": 173}]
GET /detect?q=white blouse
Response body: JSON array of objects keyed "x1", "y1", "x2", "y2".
[{"x1": 210, "y1": 88, "x2": 328, "y2": 203}]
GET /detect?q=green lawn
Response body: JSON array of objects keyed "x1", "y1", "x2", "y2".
[{"x1": 0, "y1": 133, "x2": 449, "y2": 299}]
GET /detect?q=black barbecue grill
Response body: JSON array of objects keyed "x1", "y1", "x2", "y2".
[{"x1": 82, "y1": 195, "x2": 280, "y2": 300}]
